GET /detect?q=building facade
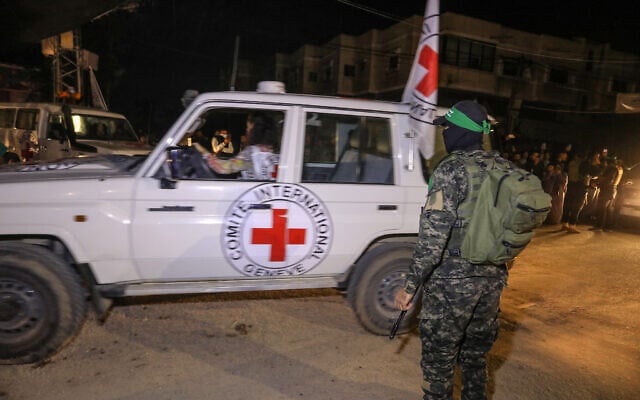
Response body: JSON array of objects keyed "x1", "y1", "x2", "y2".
[{"x1": 272, "y1": 13, "x2": 640, "y2": 159}]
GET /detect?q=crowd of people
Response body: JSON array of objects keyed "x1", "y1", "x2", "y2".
[{"x1": 502, "y1": 143, "x2": 626, "y2": 233}]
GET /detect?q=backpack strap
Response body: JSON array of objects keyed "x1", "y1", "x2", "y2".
[{"x1": 443, "y1": 150, "x2": 492, "y2": 259}]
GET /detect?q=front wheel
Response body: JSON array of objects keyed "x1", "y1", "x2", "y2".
[
  {"x1": 348, "y1": 243, "x2": 420, "y2": 335},
  {"x1": 0, "y1": 242, "x2": 87, "y2": 364}
]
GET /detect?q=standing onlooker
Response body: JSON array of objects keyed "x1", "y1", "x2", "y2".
[
  {"x1": 581, "y1": 152, "x2": 603, "y2": 223},
  {"x1": 555, "y1": 151, "x2": 569, "y2": 173},
  {"x1": 591, "y1": 157, "x2": 623, "y2": 231},
  {"x1": 611, "y1": 159, "x2": 626, "y2": 228},
  {"x1": 561, "y1": 152, "x2": 588, "y2": 233},
  {"x1": 526, "y1": 151, "x2": 545, "y2": 180},
  {"x1": 394, "y1": 101, "x2": 508, "y2": 400},
  {"x1": 543, "y1": 164, "x2": 568, "y2": 225},
  {"x1": 542, "y1": 151, "x2": 552, "y2": 168}
]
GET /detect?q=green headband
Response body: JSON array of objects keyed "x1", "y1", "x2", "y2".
[{"x1": 444, "y1": 107, "x2": 491, "y2": 134}]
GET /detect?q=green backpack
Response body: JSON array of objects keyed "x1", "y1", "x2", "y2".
[{"x1": 456, "y1": 153, "x2": 551, "y2": 265}]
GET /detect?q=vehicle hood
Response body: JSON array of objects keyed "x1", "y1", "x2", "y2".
[
  {"x1": 0, "y1": 155, "x2": 143, "y2": 183},
  {"x1": 77, "y1": 139, "x2": 153, "y2": 156}
]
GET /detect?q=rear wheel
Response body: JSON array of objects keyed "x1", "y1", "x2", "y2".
[
  {"x1": 0, "y1": 242, "x2": 87, "y2": 364},
  {"x1": 348, "y1": 243, "x2": 420, "y2": 335}
]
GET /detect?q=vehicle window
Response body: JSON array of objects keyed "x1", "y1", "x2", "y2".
[
  {"x1": 171, "y1": 107, "x2": 285, "y2": 181},
  {"x1": 15, "y1": 109, "x2": 39, "y2": 130},
  {"x1": 71, "y1": 114, "x2": 138, "y2": 141},
  {"x1": 301, "y1": 112, "x2": 394, "y2": 184},
  {"x1": 0, "y1": 108, "x2": 16, "y2": 128}
]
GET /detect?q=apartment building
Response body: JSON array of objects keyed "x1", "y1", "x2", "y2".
[{"x1": 272, "y1": 13, "x2": 640, "y2": 157}]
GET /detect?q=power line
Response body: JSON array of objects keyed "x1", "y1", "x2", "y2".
[
  {"x1": 335, "y1": 0, "x2": 410, "y2": 25},
  {"x1": 334, "y1": 0, "x2": 640, "y2": 65}
]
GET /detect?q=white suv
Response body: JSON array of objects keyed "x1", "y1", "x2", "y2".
[
  {"x1": 0, "y1": 102, "x2": 152, "y2": 162},
  {"x1": 0, "y1": 86, "x2": 491, "y2": 364}
]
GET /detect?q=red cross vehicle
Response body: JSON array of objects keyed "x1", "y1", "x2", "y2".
[{"x1": 0, "y1": 82, "x2": 495, "y2": 364}]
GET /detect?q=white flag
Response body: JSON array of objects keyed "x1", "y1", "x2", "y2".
[
  {"x1": 89, "y1": 67, "x2": 109, "y2": 111},
  {"x1": 402, "y1": 0, "x2": 439, "y2": 159}
]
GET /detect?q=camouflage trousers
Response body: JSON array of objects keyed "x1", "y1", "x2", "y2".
[{"x1": 419, "y1": 277, "x2": 505, "y2": 400}]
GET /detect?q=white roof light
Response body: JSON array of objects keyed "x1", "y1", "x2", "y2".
[{"x1": 256, "y1": 81, "x2": 286, "y2": 94}]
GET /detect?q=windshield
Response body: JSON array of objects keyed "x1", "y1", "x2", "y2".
[{"x1": 69, "y1": 114, "x2": 139, "y2": 141}]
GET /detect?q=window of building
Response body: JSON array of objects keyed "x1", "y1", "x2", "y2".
[
  {"x1": 502, "y1": 58, "x2": 533, "y2": 78},
  {"x1": 358, "y1": 58, "x2": 367, "y2": 73},
  {"x1": 611, "y1": 79, "x2": 627, "y2": 93},
  {"x1": 440, "y1": 35, "x2": 495, "y2": 72},
  {"x1": 502, "y1": 59, "x2": 519, "y2": 76},
  {"x1": 324, "y1": 66, "x2": 332, "y2": 81},
  {"x1": 343, "y1": 64, "x2": 355, "y2": 77},
  {"x1": 548, "y1": 68, "x2": 569, "y2": 85},
  {"x1": 308, "y1": 71, "x2": 318, "y2": 82},
  {"x1": 586, "y1": 50, "x2": 594, "y2": 72},
  {"x1": 301, "y1": 112, "x2": 393, "y2": 184},
  {"x1": 388, "y1": 55, "x2": 399, "y2": 71}
]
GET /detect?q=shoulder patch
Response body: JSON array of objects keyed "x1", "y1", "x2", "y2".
[{"x1": 425, "y1": 190, "x2": 444, "y2": 211}]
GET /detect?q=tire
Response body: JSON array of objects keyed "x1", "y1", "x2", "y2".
[
  {"x1": 348, "y1": 242, "x2": 421, "y2": 335},
  {"x1": 0, "y1": 242, "x2": 87, "y2": 364}
]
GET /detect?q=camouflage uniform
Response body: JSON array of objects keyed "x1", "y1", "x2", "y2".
[{"x1": 404, "y1": 149, "x2": 508, "y2": 400}]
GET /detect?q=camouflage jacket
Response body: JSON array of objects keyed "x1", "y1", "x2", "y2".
[{"x1": 404, "y1": 149, "x2": 508, "y2": 295}]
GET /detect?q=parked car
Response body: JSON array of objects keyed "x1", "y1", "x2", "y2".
[
  {"x1": 617, "y1": 163, "x2": 640, "y2": 226},
  {"x1": 0, "y1": 102, "x2": 152, "y2": 162}
]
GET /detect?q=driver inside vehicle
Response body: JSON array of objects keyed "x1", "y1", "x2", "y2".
[{"x1": 205, "y1": 112, "x2": 278, "y2": 180}]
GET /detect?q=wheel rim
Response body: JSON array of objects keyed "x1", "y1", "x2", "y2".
[
  {"x1": 375, "y1": 266, "x2": 409, "y2": 321},
  {"x1": 0, "y1": 279, "x2": 45, "y2": 335}
]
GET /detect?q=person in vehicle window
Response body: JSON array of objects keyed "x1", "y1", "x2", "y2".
[
  {"x1": 94, "y1": 123, "x2": 109, "y2": 139},
  {"x1": 211, "y1": 129, "x2": 234, "y2": 158},
  {"x1": 206, "y1": 112, "x2": 278, "y2": 180}
]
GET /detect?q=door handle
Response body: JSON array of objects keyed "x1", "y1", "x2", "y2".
[
  {"x1": 378, "y1": 205, "x2": 397, "y2": 211},
  {"x1": 148, "y1": 205, "x2": 195, "y2": 212}
]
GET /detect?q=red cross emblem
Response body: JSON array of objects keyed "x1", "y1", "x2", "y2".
[
  {"x1": 251, "y1": 208, "x2": 306, "y2": 262},
  {"x1": 415, "y1": 45, "x2": 438, "y2": 98}
]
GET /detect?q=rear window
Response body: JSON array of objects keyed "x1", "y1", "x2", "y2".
[{"x1": 301, "y1": 112, "x2": 394, "y2": 185}]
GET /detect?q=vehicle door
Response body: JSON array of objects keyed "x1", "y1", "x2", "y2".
[
  {"x1": 38, "y1": 112, "x2": 72, "y2": 161},
  {"x1": 295, "y1": 108, "x2": 404, "y2": 275},
  {"x1": 12, "y1": 108, "x2": 39, "y2": 162},
  {"x1": 131, "y1": 103, "x2": 295, "y2": 280}
]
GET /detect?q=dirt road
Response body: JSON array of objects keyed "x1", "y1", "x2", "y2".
[{"x1": 2, "y1": 225, "x2": 639, "y2": 399}]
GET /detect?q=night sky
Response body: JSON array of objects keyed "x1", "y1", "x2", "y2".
[{"x1": 1, "y1": 0, "x2": 638, "y2": 135}]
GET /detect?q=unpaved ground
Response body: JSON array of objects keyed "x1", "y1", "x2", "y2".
[{"x1": 1, "y1": 224, "x2": 639, "y2": 399}]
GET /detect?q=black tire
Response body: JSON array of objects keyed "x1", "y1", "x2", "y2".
[
  {"x1": 348, "y1": 242, "x2": 420, "y2": 335},
  {"x1": 0, "y1": 242, "x2": 87, "y2": 364}
]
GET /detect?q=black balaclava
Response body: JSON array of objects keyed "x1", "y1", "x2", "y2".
[
  {"x1": 443, "y1": 126, "x2": 483, "y2": 153},
  {"x1": 434, "y1": 100, "x2": 489, "y2": 153}
]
